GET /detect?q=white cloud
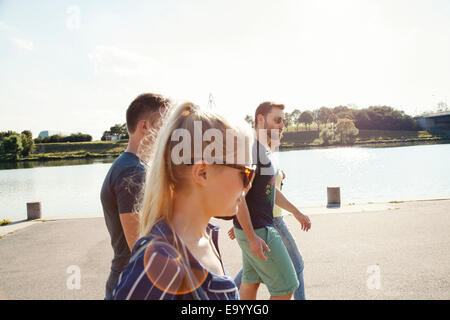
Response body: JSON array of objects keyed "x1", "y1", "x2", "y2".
[
  {"x1": 1, "y1": 21, "x2": 33, "y2": 51},
  {"x1": 11, "y1": 37, "x2": 34, "y2": 51},
  {"x1": 88, "y1": 45, "x2": 165, "y2": 77}
]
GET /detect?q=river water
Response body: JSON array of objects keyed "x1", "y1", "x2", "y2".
[{"x1": 1, "y1": 144, "x2": 449, "y2": 220}]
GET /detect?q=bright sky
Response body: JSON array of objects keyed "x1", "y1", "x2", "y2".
[{"x1": 1, "y1": 0, "x2": 449, "y2": 140}]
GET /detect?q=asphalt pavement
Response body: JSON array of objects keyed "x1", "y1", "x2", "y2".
[{"x1": 0, "y1": 200, "x2": 449, "y2": 300}]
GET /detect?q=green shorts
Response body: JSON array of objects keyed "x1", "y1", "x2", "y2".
[{"x1": 234, "y1": 226, "x2": 299, "y2": 297}]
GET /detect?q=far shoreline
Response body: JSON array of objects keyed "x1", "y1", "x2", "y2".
[{"x1": 1, "y1": 138, "x2": 450, "y2": 167}]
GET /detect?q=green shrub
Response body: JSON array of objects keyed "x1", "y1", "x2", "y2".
[
  {"x1": 319, "y1": 128, "x2": 336, "y2": 146},
  {"x1": 336, "y1": 119, "x2": 359, "y2": 144}
]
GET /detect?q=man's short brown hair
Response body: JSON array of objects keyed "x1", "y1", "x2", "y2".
[
  {"x1": 254, "y1": 101, "x2": 285, "y2": 128},
  {"x1": 126, "y1": 93, "x2": 169, "y2": 133}
]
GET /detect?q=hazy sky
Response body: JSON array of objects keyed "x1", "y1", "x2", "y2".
[{"x1": 1, "y1": 0, "x2": 450, "y2": 139}]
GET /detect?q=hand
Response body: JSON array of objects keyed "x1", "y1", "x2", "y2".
[
  {"x1": 227, "y1": 227, "x2": 235, "y2": 240},
  {"x1": 249, "y1": 235, "x2": 271, "y2": 261},
  {"x1": 295, "y1": 213, "x2": 311, "y2": 232}
]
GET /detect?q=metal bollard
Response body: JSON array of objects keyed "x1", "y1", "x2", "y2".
[
  {"x1": 327, "y1": 187, "x2": 341, "y2": 208},
  {"x1": 27, "y1": 202, "x2": 42, "y2": 220}
]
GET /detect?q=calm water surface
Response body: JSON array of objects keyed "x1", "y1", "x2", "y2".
[{"x1": 1, "y1": 144, "x2": 449, "y2": 220}]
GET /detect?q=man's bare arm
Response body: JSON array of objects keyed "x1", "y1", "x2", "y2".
[
  {"x1": 235, "y1": 196, "x2": 270, "y2": 260},
  {"x1": 119, "y1": 212, "x2": 140, "y2": 251},
  {"x1": 275, "y1": 188, "x2": 311, "y2": 231}
]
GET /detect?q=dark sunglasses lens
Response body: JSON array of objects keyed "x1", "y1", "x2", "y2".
[{"x1": 243, "y1": 168, "x2": 254, "y2": 188}]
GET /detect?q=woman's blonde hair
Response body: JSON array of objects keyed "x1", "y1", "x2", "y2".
[{"x1": 139, "y1": 102, "x2": 252, "y2": 237}]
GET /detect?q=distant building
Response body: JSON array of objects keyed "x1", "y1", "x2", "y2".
[
  {"x1": 38, "y1": 130, "x2": 72, "y2": 139},
  {"x1": 415, "y1": 112, "x2": 450, "y2": 135},
  {"x1": 104, "y1": 134, "x2": 122, "y2": 141}
]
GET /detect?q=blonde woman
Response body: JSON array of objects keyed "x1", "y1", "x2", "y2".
[{"x1": 111, "y1": 102, "x2": 255, "y2": 300}]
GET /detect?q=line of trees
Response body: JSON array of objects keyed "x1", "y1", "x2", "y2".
[
  {"x1": 1, "y1": 130, "x2": 95, "y2": 160},
  {"x1": 287, "y1": 106, "x2": 419, "y2": 131},
  {"x1": 245, "y1": 105, "x2": 419, "y2": 132},
  {"x1": 34, "y1": 133, "x2": 93, "y2": 144},
  {"x1": 244, "y1": 105, "x2": 421, "y2": 146}
]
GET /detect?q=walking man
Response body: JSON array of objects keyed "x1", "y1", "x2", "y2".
[
  {"x1": 231, "y1": 129, "x2": 308, "y2": 299},
  {"x1": 233, "y1": 101, "x2": 311, "y2": 300},
  {"x1": 100, "y1": 93, "x2": 168, "y2": 299}
]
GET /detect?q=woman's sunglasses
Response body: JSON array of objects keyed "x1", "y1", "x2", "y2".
[
  {"x1": 212, "y1": 164, "x2": 256, "y2": 221},
  {"x1": 187, "y1": 161, "x2": 256, "y2": 188},
  {"x1": 219, "y1": 164, "x2": 256, "y2": 189}
]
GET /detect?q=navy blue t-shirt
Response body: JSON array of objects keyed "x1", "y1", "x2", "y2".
[
  {"x1": 233, "y1": 140, "x2": 278, "y2": 230},
  {"x1": 101, "y1": 152, "x2": 146, "y2": 274}
]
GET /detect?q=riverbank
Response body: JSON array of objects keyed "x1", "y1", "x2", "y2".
[
  {"x1": 1, "y1": 130, "x2": 448, "y2": 164},
  {"x1": 0, "y1": 140, "x2": 127, "y2": 163},
  {"x1": 279, "y1": 129, "x2": 450, "y2": 150},
  {"x1": 0, "y1": 198, "x2": 449, "y2": 299}
]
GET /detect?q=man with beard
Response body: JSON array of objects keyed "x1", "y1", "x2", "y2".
[{"x1": 232, "y1": 101, "x2": 311, "y2": 300}]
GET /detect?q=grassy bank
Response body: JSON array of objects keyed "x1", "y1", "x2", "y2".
[
  {"x1": 1, "y1": 140, "x2": 128, "y2": 162},
  {"x1": 1, "y1": 130, "x2": 449, "y2": 163},
  {"x1": 280, "y1": 129, "x2": 449, "y2": 150}
]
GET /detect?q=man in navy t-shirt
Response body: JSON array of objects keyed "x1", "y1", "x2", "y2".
[
  {"x1": 100, "y1": 93, "x2": 168, "y2": 299},
  {"x1": 233, "y1": 139, "x2": 277, "y2": 230},
  {"x1": 233, "y1": 101, "x2": 312, "y2": 300}
]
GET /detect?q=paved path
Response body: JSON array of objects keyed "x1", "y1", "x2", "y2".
[{"x1": 0, "y1": 200, "x2": 449, "y2": 300}]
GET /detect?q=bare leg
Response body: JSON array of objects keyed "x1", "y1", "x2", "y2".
[
  {"x1": 270, "y1": 292, "x2": 293, "y2": 300},
  {"x1": 239, "y1": 282, "x2": 260, "y2": 300}
]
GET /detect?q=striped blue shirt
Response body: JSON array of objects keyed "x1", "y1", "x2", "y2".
[{"x1": 111, "y1": 220, "x2": 239, "y2": 300}]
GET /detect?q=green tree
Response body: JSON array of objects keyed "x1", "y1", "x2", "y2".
[
  {"x1": 333, "y1": 105, "x2": 351, "y2": 115},
  {"x1": 335, "y1": 118, "x2": 359, "y2": 144},
  {"x1": 244, "y1": 115, "x2": 255, "y2": 128},
  {"x1": 20, "y1": 130, "x2": 34, "y2": 157},
  {"x1": 354, "y1": 110, "x2": 371, "y2": 129},
  {"x1": 102, "y1": 123, "x2": 128, "y2": 140},
  {"x1": 283, "y1": 112, "x2": 294, "y2": 131},
  {"x1": 313, "y1": 109, "x2": 320, "y2": 131},
  {"x1": 327, "y1": 113, "x2": 338, "y2": 129},
  {"x1": 361, "y1": 106, "x2": 418, "y2": 130},
  {"x1": 0, "y1": 131, "x2": 19, "y2": 142},
  {"x1": 40, "y1": 133, "x2": 93, "y2": 143},
  {"x1": 336, "y1": 111, "x2": 355, "y2": 120},
  {"x1": 290, "y1": 109, "x2": 301, "y2": 132},
  {"x1": 0, "y1": 134, "x2": 23, "y2": 160},
  {"x1": 316, "y1": 107, "x2": 332, "y2": 130},
  {"x1": 101, "y1": 131, "x2": 110, "y2": 141},
  {"x1": 110, "y1": 124, "x2": 127, "y2": 136},
  {"x1": 299, "y1": 111, "x2": 314, "y2": 131}
]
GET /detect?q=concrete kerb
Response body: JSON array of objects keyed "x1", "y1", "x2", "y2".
[
  {"x1": 297, "y1": 196, "x2": 450, "y2": 216},
  {"x1": 1, "y1": 197, "x2": 449, "y2": 239},
  {"x1": 0, "y1": 214, "x2": 103, "y2": 238}
]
